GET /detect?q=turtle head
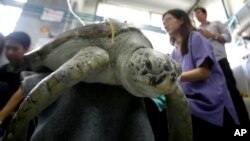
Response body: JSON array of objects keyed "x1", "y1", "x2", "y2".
[{"x1": 121, "y1": 48, "x2": 181, "y2": 97}]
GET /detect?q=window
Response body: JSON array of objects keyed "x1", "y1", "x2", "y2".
[
  {"x1": 96, "y1": 3, "x2": 150, "y2": 24},
  {"x1": 96, "y1": 2, "x2": 172, "y2": 54},
  {"x1": 150, "y1": 13, "x2": 163, "y2": 27},
  {"x1": 0, "y1": 5, "x2": 23, "y2": 35}
]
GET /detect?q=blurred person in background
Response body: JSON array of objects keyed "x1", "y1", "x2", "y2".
[
  {"x1": 163, "y1": 8, "x2": 240, "y2": 141},
  {"x1": 0, "y1": 31, "x2": 31, "y2": 136},
  {"x1": 193, "y1": 7, "x2": 250, "y2": 128}
]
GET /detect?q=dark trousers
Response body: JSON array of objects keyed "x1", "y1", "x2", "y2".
[
  {"x1": 219, "y1": 58, "x2": 250, "y2": 127},
  {"x1": 193, "y1": 108, "x2": 249, "y2": 141},
  {"x1": 144, "y1": 98, "x2": 168, "y2": 141}
]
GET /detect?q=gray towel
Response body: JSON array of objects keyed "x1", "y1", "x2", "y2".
[{"x1": 21, "y1": 71, "x2": 155, "y2": 141}]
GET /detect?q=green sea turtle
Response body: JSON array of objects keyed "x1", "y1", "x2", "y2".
[{"x1": 3, "y1": 21, "x2": 192, "y2": 141}]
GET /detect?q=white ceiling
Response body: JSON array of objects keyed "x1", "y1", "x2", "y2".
[{"x1": 99, "y1": 0, "x2": 197, "y2": 14}]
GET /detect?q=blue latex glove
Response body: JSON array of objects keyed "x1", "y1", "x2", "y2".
[{"x1": 151, "y1": 95, "x2": 166, "y2": 112}]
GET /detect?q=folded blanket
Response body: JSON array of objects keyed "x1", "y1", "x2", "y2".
[{"x1": 21, "y1": 71, "x2": 155, "y2": 141}]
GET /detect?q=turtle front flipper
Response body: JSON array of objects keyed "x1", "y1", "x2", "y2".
[
  {"x1": 3, "y1": 47, "x2": 110, "y2": 141},
  {"x1": 165, "y1": 86, "x2": 193, "y2": 141}
]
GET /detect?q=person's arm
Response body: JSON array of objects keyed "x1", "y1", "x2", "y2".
[
  {"x1": 198, "y1": 22, "x2": 231, "y2": 43},
  {"x1": 198, "y1": 28, "x2": 214, "y2": 39},
  {"x1": 198, "y1": 28, "x2": 225, "y2": 42},
  {"x1": 0, "y1": 87, "x2": 24, "y2": 124},
  {"x1": 212, "y1": 32, "x2": 225, "y2": 43},
  {"x1": 180, "y1": 58, "x2": 211, "y2": 82},
  {"x1": 216, "y1": 21, "x2": 232, "y2": 43}
]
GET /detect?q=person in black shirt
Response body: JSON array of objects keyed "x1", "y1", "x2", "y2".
[{"x1": 0, "y1": 31, "x2": 31, "y2": 132}]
